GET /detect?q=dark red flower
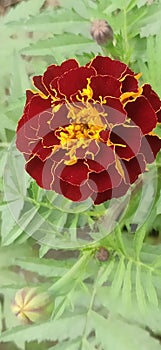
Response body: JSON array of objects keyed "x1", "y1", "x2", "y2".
[{"x1": 16, "y1": 56, "x2": 161, "y2": 205}]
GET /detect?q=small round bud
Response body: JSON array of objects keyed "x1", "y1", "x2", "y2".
[
  {"x1": 90, "y1": 19, "x2": 113, "y2": 45},
  {"x1": 11, "y1": 287, "x2": 54, "y2": 324},
  {"x1": 95, "y1": 247, "x2": 110, "y2": 262}
]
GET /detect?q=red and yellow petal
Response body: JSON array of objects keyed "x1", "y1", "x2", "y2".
[
  {"x1": 88, "y1": 56, "x2": 132, "y2": 79},
  {"x1": 140, "y1": 134, "x2": 161, "y2": 163},
  {"x1": 26, "y1": 156, "x2": 53, "y2": 190},
  {"x1": 142, "y1": 84, "x2": 161, "y2": 113},
  {"x1": 55, "y1": 159, "x2": 89, "y2": 186},
  {"x1": 92, "y1": 180, "x2": 129, "y2": 205},
  {"x1": 121, "y1": 75, "x2": 138, "y2": 93},
  {"x1": 83, "y1": 142, "x2": 115, "y2": 174},
  {"x1": 55, "y1": 180, "x2": 93, "y2": 202},
  {"x1": 104, "y1": 97, "x2": 127, "y2": 125},
  {"x1": 89, "y1": 75, "x2": 121, "y2": 100},
  {"x1": 121, "y1": 153, "x2": 146, "y2": 184},
  {"x1": 33, "y1": 76, "x2": 49, "y2": 96},
  {"x1": 43, "y1": 59, "x2": 79, "y2": 95},
  {"x1": 88, "y1": 164, "x2": 122, "y2": 192},
  {"x1": 58, "y1": 66, "x2": 96, "y2": 100},
  {"x1": 110, "y1": 124, "x2": 142, "y2": 159},
  {"x1": 125, "y1": 96, "x2": 157, "y2": 134}
]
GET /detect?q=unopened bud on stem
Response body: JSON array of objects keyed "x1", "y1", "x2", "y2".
[
  {"x1": 90, "y1": 19, "x2": 113, "y2": 45},
  {"x1": 11, "y1": 287, "x2": 54, "y2": 324}
]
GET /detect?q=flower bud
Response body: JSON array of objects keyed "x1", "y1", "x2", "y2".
[
  {"x1": 95, "y1": 247, "x2": 110, "y2": 261},
  {"x1": 90, "y1": 19, "x2": 113, "y2": 45},
  {"x1": 11, "y1": 288, "x2": 54, "y2": 324}
]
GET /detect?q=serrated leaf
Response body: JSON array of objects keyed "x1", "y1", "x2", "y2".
[
  {"x1": 22, "y1": 34, "x2": 100, "y2": 60},
  {"x1": 91, "y1": 311, "x2": 161, "y2": 350},
  {"x1": 9, "y1": 9, "x2": 90, "y2": 37},
  {"x1": 0, "y1": 314, "x2": 86, "y2": 343},
  {"x1": 135, "y1": 265, "x2": 147, "y2": 312},
  {"x1": 122, "y1": 260, "x2": 132, "y2": 307},
  {"x1": 14, "y1": 257, "x2": 73, "y2": 277},
  {"x1": 3, "y1": 0, "x2": 44, "y2": 24},
  {"x1": 96, "y1": 260, "x2": 115, "y2": 287},
  {"x1": 133, "y1": 225, "x2": 147, "y2": 260},
  {"x1": 110, "y1": 256, "x2": 125, "y2": 298},
  {"x1": 145, "y1": 271, "x2": 158, "y2": 307}
]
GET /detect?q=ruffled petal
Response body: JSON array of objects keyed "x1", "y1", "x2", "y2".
[
  {"x1": 88, "y1": 56, "x2": 130, "y2": 79},
  {"x1": 86, "y1": 142, "x2": 115, "y2": 171},
  {"x1": 58, "y1": 67, "x2": 96, "y2": 100},
  {"x1": 140, "y1": 134, "x2": 161, "y2": 163},
  {"x1": 104, "y1": 97, "x2": 127, "y2": 125},
  {"x1": 92, "y1": 180, "x2": 129, "y2": 205},
  {"x1": 121, "y1": 154, "x2": 146, "y2": 184},
  {"x1": 142, "y1": 84, "x2": 161, "y2": 112},
  {"x1": 121, "y1": 75, "x2": 138, "y2": 93},
  {"x1": 88, "y1": 164, "x2": 121, "y2": 192},
  {"x1": 90, "y1": 75, "x2": 121, "y2": 100},
  {"x1": 26, "y1": 156, "x2": 53, "y2": 190},
  {"x1": 55, "y1": 159, "x2": 89, "y2": 186},
  {"x1": 125, "y1": 96, "x2": 157, "y2": 134},
  {"x1": 110, "y1": 124, "x2": 142, "y2": 159},
  {"x1": 57, "y1": 180, "x2": 93, "y2": 202},
  {"x1": 43, "y1": 131, "x2": 60, "y2": 148},
  {"x1": 30, "y1": 140, "x2": 52, "y2": 161},
  {"x1": 43, "y1": 59, "x2": 79, "y2": 94},
  {"x1": 33, "y1": 76, "x2": 49, "y2": 96}
]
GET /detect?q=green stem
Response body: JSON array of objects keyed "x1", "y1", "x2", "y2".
[
  {"x1": 123, "y1": 7, "x2": 130, "y2": 63},
  {"x1": 49, "y1": 251, "x2": 92, "y2": 295}
]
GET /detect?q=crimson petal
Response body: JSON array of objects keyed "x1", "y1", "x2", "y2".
[
  {"x1": 88, "y1": 56, "x2": 129, "y2": 79},
  {"x1": 142, "y1": 84, "x2": 161, "y2": 112},
  {"x1": 104, "y1": 97, "x2": 127, "y2": 125},
  {"x1": 58, "y1": 180, "x2": 92, "y2": 202},
  {"x1": 92, "y1": 180, "x2": 129, "y2": 205},
  {"x1": 90, "y1": 75, "x2": 121, "y2": 100},
  {"x1": 121, "y1": 154, "x2": 146, "y2": 184},
  {"x1": 33, "y1": 76, "x2": 49, "y2": 96},
  {"x1": 125, "y1": 96, "x2": 157, "y2": 134},
  {"x1": 43, "y1": 59, "x2": 79, "y2": 95},
  {"x1": 121, "y1": 75, "x2": 138, "y2": 93},
  {"x1": 89, "y1": 164, "x2": 121, "y2": 192},
  {"x1": 110, "y1": 125, "x2": 141, "y2": 159},
  {"x1": 26, "y1": 156, "x2": 53, "y2": 190},
  {"x1": 55, "y1": 159, "x2": 89, "y2": 186},
  {"x1": 140, "y1": 134, "x2": 161, "y2": 163},
  {"x1": 58, "y1": 67, "x2": 96, "y2": 100}
]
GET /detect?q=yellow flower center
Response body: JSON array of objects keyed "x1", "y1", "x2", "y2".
[{"x1": 54, "y1": 103, "x2": 108, "y2": 165}]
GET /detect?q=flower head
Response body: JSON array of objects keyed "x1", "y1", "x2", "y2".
[{"x1": 16, "y1": 56, "x2": 161, "y2": 205}]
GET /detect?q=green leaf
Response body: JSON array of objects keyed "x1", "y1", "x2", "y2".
[
  {"x1": 110, "y1": 256, "x2": 125, "y2": 299},
  {"x1": 9, "y1": 9, "x2": 90, "y2": 37},
  {"x1": 0, "y1": 315, "x2": 86, "y2": 343},
  {"x1": 135, "y1": 265, "x2": 147, "y2": 313},
  {"x1": 133, "y1": 225, "x2": 147, "y2": 260},
  {"x1": 14, "y1": 257, "x2": 74, "y2": 277},
  {"x1": 121, "y1": 260, "x2": 132, "y2": 308},
  {"x1": 2, "y1": 0, "x2": 44, "y2": 24},
  {"x1": 145, "y1": 271, "x2": 158, "y2": 308},
  {"x1": 22, "y1": 33, "x2": 100, "y2": 60},
  {"x1": 91, "y1": 311, "x2": 161, "y2": 350}
]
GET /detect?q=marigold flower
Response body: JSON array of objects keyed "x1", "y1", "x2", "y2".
[{"x1": 16, "y1": 56, "x2": 161, "y2": 205}]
